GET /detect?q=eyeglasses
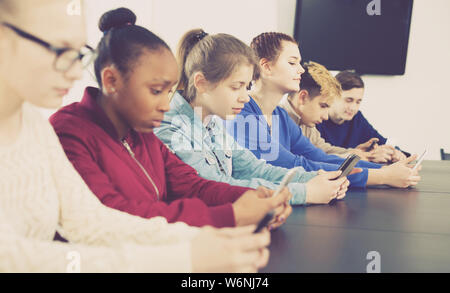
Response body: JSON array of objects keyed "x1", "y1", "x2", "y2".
[{"x1": 2, "y1": 22, "x2": 95, "y2": 73}]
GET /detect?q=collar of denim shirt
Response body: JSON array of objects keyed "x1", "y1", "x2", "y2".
[{"x1": 170, "y1": 91, "x2": 227, "y2": 150}]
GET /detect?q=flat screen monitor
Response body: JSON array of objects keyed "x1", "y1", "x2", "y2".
[{"x1": 294, "y1": 0, "x2": 414, "y2": 75}]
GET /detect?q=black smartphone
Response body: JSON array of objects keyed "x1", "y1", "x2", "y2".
[
  {"x1": 333, "y1": 154, "x2": 361, "y2": 180},
  {"x1": 367, "y1": 141, "x2": 377, "y2": 151},
  {"x1": 329, "y1": 154, "x2": 361, "y2": 205},
  {"x1": 254, "y1": 211, "x2": 274, "y2": 233}
]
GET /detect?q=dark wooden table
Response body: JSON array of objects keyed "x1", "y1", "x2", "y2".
[{"x1": 262, "y1": 160, "x2": 450, "y2": 273}]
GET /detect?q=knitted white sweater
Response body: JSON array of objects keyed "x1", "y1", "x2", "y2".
[{"x1": 0, "y1": 103, "x2": 199, "y2": 272}]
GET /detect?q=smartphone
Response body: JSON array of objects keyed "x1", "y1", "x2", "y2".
[
  {"x1": 412, "y1": 149, "x2": 427, "y2": 171},
  {"x1": 367, "y1": 140, "x2": 377, "y2": 151},
  {"x1": 333, "y1": 154, "x2": 361, "y2": 180},
  {"x1": 253, "y1": 168, "x2": 299, "y2": 233},
  {"x1": 254, "y1": 211, "x2": 274, "y2": 233},
  {"x1": 272, "y1": 167, "x2": 300, "y2": 197}
]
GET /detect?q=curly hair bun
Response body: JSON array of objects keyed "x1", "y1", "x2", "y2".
[{"x1": 98, "y1": 7, "x2": 136, "y2": 33}]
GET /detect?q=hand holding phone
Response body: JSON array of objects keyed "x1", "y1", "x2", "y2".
[
  {"x1": 272, "y1": 167, "x2": 300, "y2": 197},
  {"x1": 253, "y1": 211, "x2": 274, "y2": 233},
  {"x1": 333, "y1": 154, "x2": 361, "y2": 180},
  {"x1": 367, "y1": 140, "x2": 378, "y2": 152},
  {"x1": 412, "y1": 149, "x2": 427, "y2": 171},
  {"x1": 328, "y1": 156, "x2": 359, "y2": 204},
  {"x1": 253, "y1": 168, "x2": 300, "y2": 232}
]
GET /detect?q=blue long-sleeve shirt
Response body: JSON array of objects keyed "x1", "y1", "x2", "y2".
[
  {"x1": 154, "y1": 92, "x2": 318, "y2": 205},
  {"x1": 226, "y1": 97, "x2": 382, "y2": 189},
  {"x1": 316, "y1": 111, "x2": 387, "y2": 148}
]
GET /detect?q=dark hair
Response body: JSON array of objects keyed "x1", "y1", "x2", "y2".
[
  {"x1": 335, "y1": 70, "x2": 365, "y2": 91},
  {"x1": 176, "y1": 29, "x2": 259, "y2": 103},
  {"x1": 94, "y1": 7, "x2": 170, "y2": 87},
  {"x1": 250, "y1": 32, "x2": 298, "y2": 80},
  {"x1": 299, "y1": 63, "x2": 321, "y2": 98}
]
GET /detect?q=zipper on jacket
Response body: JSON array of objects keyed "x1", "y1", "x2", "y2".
[{"x1": 121, "y1": 139, "x2": 160, "y2": 201}]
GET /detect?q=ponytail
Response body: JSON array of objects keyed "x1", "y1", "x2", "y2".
[
  {"x1": 176, "y1": 29, "x2": 258, "y2": 103},
  {"x1": 176, "y1": 29, "x2": 208, "y2": 94}
]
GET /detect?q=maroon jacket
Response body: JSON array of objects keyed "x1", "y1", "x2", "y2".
[{"x1": 50, "y1": 87, "x2": 251, "y2": 228}]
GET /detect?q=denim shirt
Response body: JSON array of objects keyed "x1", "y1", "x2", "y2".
[{"x1": 154, "y1": 92, "x2": 318, "y2": 205}]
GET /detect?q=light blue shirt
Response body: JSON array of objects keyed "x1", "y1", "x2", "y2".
[{"x1": 154, "y1": 92, "x2": 318, "y2": 205}]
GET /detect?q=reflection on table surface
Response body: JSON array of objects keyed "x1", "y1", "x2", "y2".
[{"x1": 262, "y1": 160, "x2": 450, "y2": 273}]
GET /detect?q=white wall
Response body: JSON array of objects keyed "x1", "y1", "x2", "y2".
[
  {"x1": 41, "y1": 0, "x2": 279, "y2": 117},
  {"x1": 277, "y1": 0, "x2": 297, "y2": 37},
  {"x1": 150, "y1": 0, "x2": 278, "y2": 51},
  {"x1": 41, "y1": 0, "x2": 449, "y2": 160},
  {"x1": 60, "y1": 0, "x2": 154, "y2": 107}
]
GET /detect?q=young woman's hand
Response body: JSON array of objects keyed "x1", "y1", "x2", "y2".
[
  {"x1": 269, "y1": 188, "x2": 292, "y2": 230},
  {"x1": 232, "y1": 186, "x2": 291, "y2": 227},
  {"x1": 305, "y1": 170, "x2": 347, "y2": 204},
  {"x1": 251, "y1": 186, "x2": 292, "y2": 230},
  {"x1": 381, "y1": 154, "x2": 421, "y2": 188},
  {"x1": 270, "y1": 200, "x2": 292, "y2": 230},
  {"x1": 191, "y1": 225, "x2": 270, "y2": 272},
  {"x1": 337, "y1": 178, "x2": 350, "y2": 200}
]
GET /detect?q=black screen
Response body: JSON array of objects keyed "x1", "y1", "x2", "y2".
[{"x1": 294, "y1": 0, "x2": 414, "y2": 75}]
